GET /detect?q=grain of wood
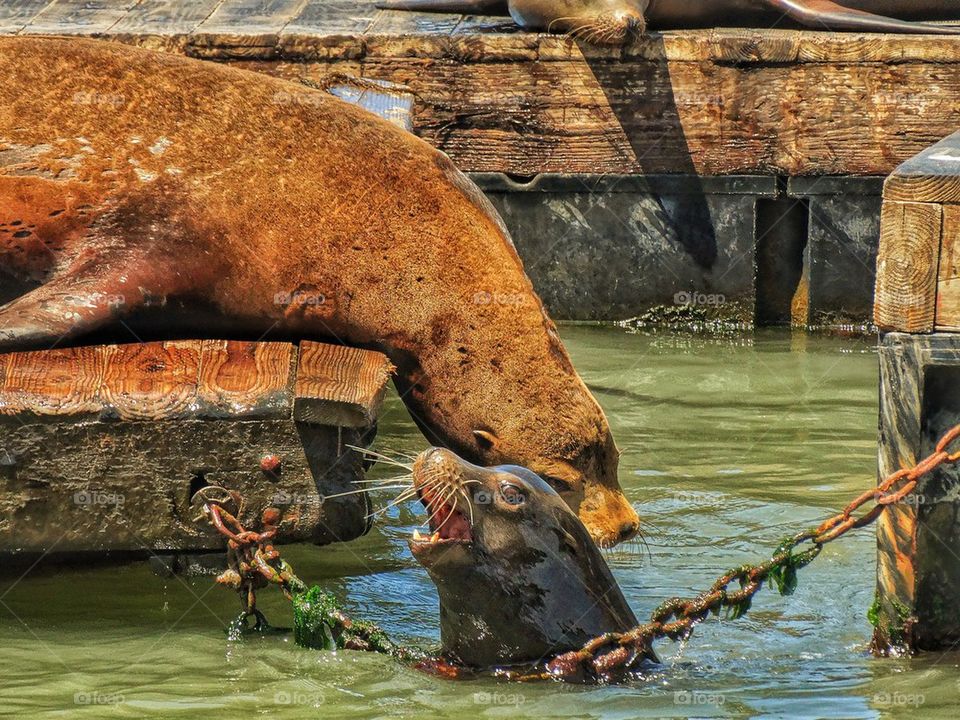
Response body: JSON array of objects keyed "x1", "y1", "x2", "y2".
[
  {"x1": 98, "y1": 340, "x2": 202, "y2": 421},
  {"x1": 936, "y1": 277, "x2": 960, "y2": 330},
  {"x1": 109, "y1": 0, "x2": 221, "y2": 36},
  {"x1": 938, "y1": 204, "x2": 960, "y2": 283},
  {"x1": 196, "y1": 340, "x2": 295, "y2": 418},
  {"x1": 0, "y1": 346, "x2": 104, "y2": 418},
  {"x1": 874, "y1": 201, "x2": 942, "y2": 332},
  {"x1": 294, "y1": 341, "x2": 393, "y2": 427},
  {"x1": 885, "y1": 132, "x2": 960, "y2": 204},
  {"x1": 22, "y1": 0, "x2": 137, "y2": 35},
  {"x1": 192, "y1": 0, "x2": 308, "y2": 57},
  {"x1": 0, "y1": 0, "x2": 52, "y2": 34}
]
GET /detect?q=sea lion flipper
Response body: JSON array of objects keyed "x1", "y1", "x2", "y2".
[
  {"x1": 376, "y1": 0, "x2": 505, "y2": 12},
  {"x1": 764, "y1": 0, "x2": 960, "y2": 34},
  {"x1": 0, "y1": 269, "x2": 135, "y2": 352}
]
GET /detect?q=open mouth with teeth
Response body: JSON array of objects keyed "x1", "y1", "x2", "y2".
[{"x1": 409, "y1": 483, "x2": 474, "y2": 556}]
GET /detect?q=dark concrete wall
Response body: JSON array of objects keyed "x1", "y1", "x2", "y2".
[{"x1": 471, "y1": 173, "x2": 884, "y2": 327}]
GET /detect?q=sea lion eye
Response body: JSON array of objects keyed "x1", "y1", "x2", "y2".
[{"x1": 499, "y1": 483, "x2": 526, "y2": 506}]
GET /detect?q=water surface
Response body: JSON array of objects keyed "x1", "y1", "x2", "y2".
[{"x1": 2, "y1": 327, "x2": 956, "y2": 718}]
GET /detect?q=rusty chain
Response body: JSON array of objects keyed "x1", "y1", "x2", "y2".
[
  {"x1": 195, "y1": 423, "x2": 960, "y2": 683},
  {"x1": 193, "y1": 487, "x2": 306, "y2": 630},
  {"x1": 521, "y1": 423, "x2": 960, "y2": 682}
]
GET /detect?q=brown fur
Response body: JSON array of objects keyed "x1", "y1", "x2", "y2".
[{"x1": 0, "y1": 37, "x2": 639, "y2": 546}]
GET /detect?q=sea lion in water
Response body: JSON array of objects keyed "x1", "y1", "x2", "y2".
[
  {"x1": 378, "y1": 0, "x2": 959, "y2": 44},
  {"x1": 0, "y1": 37, "x2": 639, "y2": 547},
  {"x1": 408, "y1": 447, "x2": 656, "y2": 670}
]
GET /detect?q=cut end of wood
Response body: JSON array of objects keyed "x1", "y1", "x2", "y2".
[{"x1": 294, "y1": 341, "x2": 394, "y2": 428}]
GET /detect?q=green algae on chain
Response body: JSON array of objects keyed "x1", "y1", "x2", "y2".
[{"x1": 292, "y1": 585, "x2": 427, "y2": 662}]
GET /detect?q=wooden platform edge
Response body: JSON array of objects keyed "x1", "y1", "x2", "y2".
[
  {"x1": 0, "y1": 339, "x2": 393, "y2": 427},
  {"x1": 294, "y1": 341, "x2": 395, "y2": 428}
]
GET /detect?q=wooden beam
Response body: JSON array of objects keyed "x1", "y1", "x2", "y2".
[
  {"x1": 873, "y1": 201, "x2": 942, "y2": 333},
  {"x1": 191, "y1": 0, "x2": 308, "y2": 58},
  {"x1": 196, "y1": 340, "x2": 295, "y2": 419},
  {"x1": 294, "y1": 341, "x2": 394, "y2": 428},
  {"x1": 1, "y1": 346, "x2": 104, "y2": 419},
  {"x1": 885, "y1": 132, "x2": 960, "y2": 204}
]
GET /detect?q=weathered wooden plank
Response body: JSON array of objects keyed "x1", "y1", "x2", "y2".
[
  {"x1": 936, "y1": 277, "x2": 960, "y2": 331},
  {"x1": 109, "y1": 0, "x2": 221, "y2": 36},
  {"x1": 98, "y1": 340, "x2": 202, "y2": 421},
  {"x1": 197, "y1": 0, "x2": 306, "y2": 34},
  {"x1": 874, "y1": 201, "x2": 942, "y2": 333},
  {"x1": 885, "y1": 132, "x2": 960, "y2": 204},
  {"x1": 196, "y1": 340, "x2": 295, "y2": 419},
  {"x1": 938, "y1": 204, "x2": 960, "y2": 283},
  {"x1": 191, "y1": 0, "x2": 307, "y2": 57},
  {"x1": 795, "y1": 31, "x2": 960, "y2": 63},
  {"x1": 367, "y1": 8, "x2": 461, "y2": 36},
  {"x1": 285, "y1": 0, "x2": 378, "y2": 35},
  {"x1": 22, "y1": 0, "x2": 137, "y2": 35},
  {"x1": 245, "y1": 53, "x2": 960, "y2": 176},
  {"x1": 0, "y1": 346, "x2": 105, "y2": 418},
  {"x1": 294, "y1": 342, "x2": 393, "y2": 428},
  {"x1": 0, "y1": 0, "x2": 53, "y2": 34}
]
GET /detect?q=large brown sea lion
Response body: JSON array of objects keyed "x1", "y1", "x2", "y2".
[
  {"x1": 379, "y1": 0, "x2": 959, "y2": 44},
  {"x1": 408, "y1": 447, "x2": 656, "y2": 671},
  {"x1": 0, "y1": 37, "x2": 638, "y2": 547}
]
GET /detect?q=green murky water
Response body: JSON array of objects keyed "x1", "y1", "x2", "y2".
[{"x1": 2, "y1": 327, "x2": 957, "y2": 719}]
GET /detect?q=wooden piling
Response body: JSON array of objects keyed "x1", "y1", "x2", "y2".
[{"x1": 873, "y1": 132, "x2": 960, "y2": 652}]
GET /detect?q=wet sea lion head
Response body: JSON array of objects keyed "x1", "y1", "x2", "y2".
[
  {"x1": 408, "y1": 447, "x2": 648, "y2": 669},
  {"x1": 509, "y1": 0, "x2": 648, "y2": 44}
]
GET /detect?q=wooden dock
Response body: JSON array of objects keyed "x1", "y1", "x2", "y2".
[
  {"x1": 0, "y1": 339, "x2": 393, "y2": 556},
  {"x1": 2, "y1": 1, "x2": 960, "y2": 178}
]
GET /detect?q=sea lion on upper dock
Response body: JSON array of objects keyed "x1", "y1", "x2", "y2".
[
  {"x1": 0, "y1": 37, "x2": 639, "y2": 547},
  {"x1": 408, "y1": 447, "x2": 656, "y2": 672},
  {"x1": 378, "y1": 0, "x2": 959, "y2": 44}
]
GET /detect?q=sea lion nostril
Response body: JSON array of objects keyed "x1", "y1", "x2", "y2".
[{"x1": 617, "y1": 520, "x2": 639, "y2": 542}]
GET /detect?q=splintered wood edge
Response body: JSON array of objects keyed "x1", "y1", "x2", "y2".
[
  {"x1": 294, "y1": 341, "x2": 394, "y2": 428},
  {"x1": 0, "y1": 340, "x2": 296, "y2": 422}
]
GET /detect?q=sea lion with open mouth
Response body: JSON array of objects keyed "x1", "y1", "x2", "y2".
[
  {"x1": 407, "y1": 446, "x2": 656, "y2": 671},
  {"x1": 0, "y1": 37, "x2": 639, "y2": 547},
  {"x1": 378, "y1": 0, "x2": 960, "y2": 44}
]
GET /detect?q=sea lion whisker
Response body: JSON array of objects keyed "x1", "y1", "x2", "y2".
[
  {"x1": 345, "y1": 445, "x2": 415, "y2": 470},
  {"x1": 353, "y1": 473, "x2": 414, "y2": 485},
  {"x1": 546, "y1": 15, "x2": 581, "y2": 32},
  {"x1": 323, "y1": 485, "x2": 410, "y2": 499},
  {"x1": 455, "y1": 485, "x2": 475, "y2": 525},
  {"x1": 365, "y1": 487, "x2": 422, "y2": 519},
  {"x1": 433, "y1": 488, "x2": 463, "y2": 531}
]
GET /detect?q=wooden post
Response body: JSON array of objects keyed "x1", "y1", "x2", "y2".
[
  {"x1": 873, "y1": 131, "x2": 960, "y2": 652},
  {"x1": 0, "y1": 339, "x2": 393, "y2": 557}
]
